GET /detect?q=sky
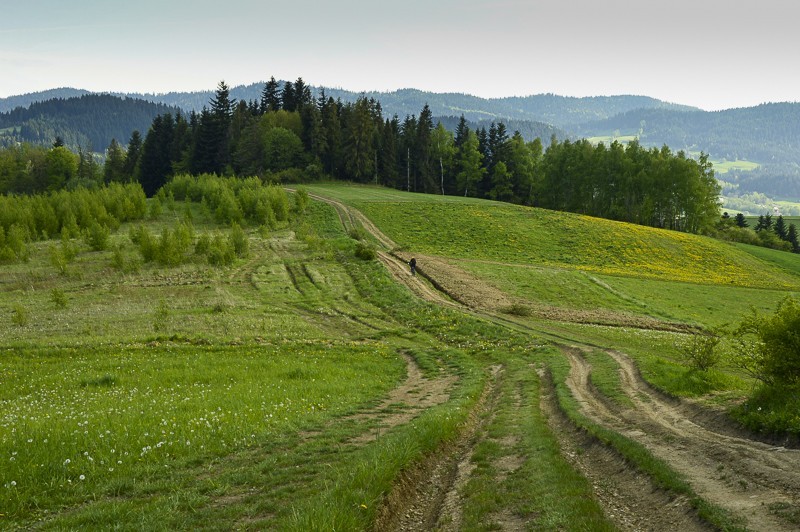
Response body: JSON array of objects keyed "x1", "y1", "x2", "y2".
[{"x1": 1, "y1": 0, "x2": 798, "y2": 111}]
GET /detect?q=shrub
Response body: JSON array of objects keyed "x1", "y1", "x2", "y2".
[
  {"x1": 49, "y1": 244, "x2": 67, "y2": 274},
  {"x1": 293, "y1": 186, "x2": 309, "y2": 214},
  {"x1": 84, "y1": 221, "x2": 110, "y2": 251},
  {"x1": 50, "y1": 288, "x2": 68, "y2": 309},
  {"x1": 503, "y1": 303, "x2": 532, "y2": 317},
  {"x1": 354, "y1": 241, "x2": 377, "y2": 261},
  {"x1": 11, "y1": 304, "x2": 29, "y2": 327},
  {"x1": 207, "y1": 234, "x2": 235, "y2": 266},
  {"x1": 679, "y1": 329, "x2": 723, "y2": 371},
  {"x1": 229, "y1": 223, "x2": 249, "y2": 258},
  {"x1": 195, "y1": 233, "x2": 211, "y2": 256},
  {"x1": 348, "y1": 227, "x2": 369, "y2": 241},
  {"x1": 732, "y1": 297, "x2": 800, "y2": 385}
]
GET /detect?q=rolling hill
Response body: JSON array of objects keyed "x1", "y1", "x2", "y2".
[
  {"x1": 0, "y1": 93, "x2": 181, "y2": 152},
  {"x1": 2, "y1": 182, "x2": 799, "y2": 529}
]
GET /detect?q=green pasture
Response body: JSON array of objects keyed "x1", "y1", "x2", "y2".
[
  {"x1": 709, "y1": 159, "x2": 760, "y2": 174},
  {"x1": 316, "y1": 186, "x2": 798, "y2": 289},
  {"x1": 3, "y1": 181, "x2": 800, "y2": 527}
]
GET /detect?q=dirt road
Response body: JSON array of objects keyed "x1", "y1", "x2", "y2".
[
  {"x1": 307, "y1": 190, "x2": 800, "y2": 531},
  {"x1": 564, "y1": 346, "x2": 800, "y2": 531}
]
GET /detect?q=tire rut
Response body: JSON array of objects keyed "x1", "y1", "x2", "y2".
[
  {"x1": 564, "y1": 346, "x2": 800, "y2": 531},
  {"x1": 374, "y1": 365, "x2": 503, "y2": 531},
  {"x1": 307, "y1": 189, "x2": 725, "y2": 530}
]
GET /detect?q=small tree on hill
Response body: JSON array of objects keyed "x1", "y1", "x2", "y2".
[{"x1": 734, "y1": 213, "x2": 748, "y2": 228}]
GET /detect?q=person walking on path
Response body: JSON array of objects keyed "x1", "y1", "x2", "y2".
[{"x1": 409, "y1": 257, "x2": 417, "y2": 276}]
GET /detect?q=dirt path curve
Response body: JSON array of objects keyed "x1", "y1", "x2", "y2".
[
  {"x1": 564, "y1": 346, "x2": 800, "y2": 531},
  {"x1": 537, "y1": 365, "x2": 708, "y2": 531},
  {"x1": 305, "y1": 189, "x2": 719, "y2": 530}
]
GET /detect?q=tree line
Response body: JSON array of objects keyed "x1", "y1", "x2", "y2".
[{"x1": 1, "y1": 78, "x2": 724, "y2": 235}]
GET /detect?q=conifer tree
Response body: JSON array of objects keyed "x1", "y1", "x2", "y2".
[
  {"x1": 787, "y1": 223, "x2": 800, "y2": 253},
  {"x1": 123, "y1": 130, "x2": 142, "y2": 181},
  {"x1": 104, "y1": 138, "x2": 126, "y2": 183},
  {"x1": 281, "y1": 82, "x2": 297, "y2": 112},
  {"x1": 774, "y1": 215, "x2": 788, "y2": 241},
  {"x1": 261, "y1": 76, "x2": 281, "y2": 113}
]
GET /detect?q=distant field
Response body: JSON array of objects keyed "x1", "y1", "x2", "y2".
[
  {"x1": 585, "y1": 134, "x2": 638, "y2": 144},
  {"x1": 710, "y1": 159, "x2": 760, "y2": 173}
]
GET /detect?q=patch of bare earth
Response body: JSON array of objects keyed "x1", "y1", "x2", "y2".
[
  {"x1": 563, "y1": 346, "x2": 800, "y2": 531},
  {"x1": 373, "y1": 365, "x2": 502, "y2": 532},
  {"x1": 348, "y1": 352, "x2": 457, "y2": 445}
]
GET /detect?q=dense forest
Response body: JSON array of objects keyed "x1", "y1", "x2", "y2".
[
  {"x1": 0, "y1": 79, "x2": 723, "y2": 236},
  {"x1": 3, "y1": 84, "x2": 800, "y2": 200},
  {"x1": 0, "y1": 94, "x2": 180, "y2": 153}
]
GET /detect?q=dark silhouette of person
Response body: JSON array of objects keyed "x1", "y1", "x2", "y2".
[{"x1": 409, "y1": 257, "x2": 416, "y2": 276}]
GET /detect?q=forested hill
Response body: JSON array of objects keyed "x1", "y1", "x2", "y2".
[
  {"x1": 0, "y1": 88, "x2": 90, "y2": 113},
  {"x1": 105, "y1": 84, "x2": 690, "y2": 127},
  {"x1": 0, "y1": 94, "x2": 180, "y2": 151},
  {"x1": 579, "y1": 103, "x2": 800, "y2": 165}
]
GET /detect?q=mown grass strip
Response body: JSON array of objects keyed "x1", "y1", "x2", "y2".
[
  {"x1": 584, "y1": 349, "x2": 634, "y2": 408},
  {"x1": 544, "y1": 349, "x2": 747, "y2": 532}
]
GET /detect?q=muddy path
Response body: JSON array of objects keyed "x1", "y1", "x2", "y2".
[{"x1": 563, "y1": 346, "x2": 800, "y2": 531}]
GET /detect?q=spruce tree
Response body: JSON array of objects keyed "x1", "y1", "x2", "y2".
[
  {"x1": 734, "y1": 212, "x2": 749, "y2": 228},
  {"x1": 104, "y1": 138, "x2": 126, "y2": 183},
  {"x1": 788, "y1": 223, "x2": 800, "y2": 253},
  {"x1": 261, "y1": 77, "x2": 281, "y2": 113},
  {"x1": 123, "y1": 130, "x2": 142, "y2": 180},
  {"x1": 774, "y1": 215, "x2": 788, "y2": 241},
  {"x1": 281, "y1": 82, "x2": 296, "y2": 112}
]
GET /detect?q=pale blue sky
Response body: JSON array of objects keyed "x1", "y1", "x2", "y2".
[{"x1": 1, "y1": 0, "x2": 798, "y2": 110}]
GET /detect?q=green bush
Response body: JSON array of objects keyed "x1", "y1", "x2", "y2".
[
  {"x1": 85, "y1": 221, "x2": 110, "y2": 251},
  {"x1": 207, "y1": 234, "x2": 235, "y2": 266},
  {"x1": 293, "y1": 186, "x2": 309, "y2": 214},
  {"x1": 11, "y1": 304, "x2": 29, "y2": 327},
  {"x1": 195, "y1": 233, "x2": 211, "y2": 256},
  {"x1": 731, "y1": 383, "x2": 800, "y2": 437},
  {"x1": 50, "y1": 288, "x2": 68, "y2": 309},
  {"x1": 733, "y1": 297, "x2": 800, "y2": 385},
  {"x1": 679, "y1": 329, "x2": 722, "y2": 371},
  {"x1": 354, "y1": 241, "x2": 377, "y2": 261},
  {"x1": 229, "y1": 223, "x2": 249, "y2": 258}
]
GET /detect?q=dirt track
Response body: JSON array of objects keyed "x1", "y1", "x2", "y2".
[
  {"x1": 308, "y1": 191, "x2": 800, "y2": 531},
  {"x1": 564, "y1": 346, "x2": 800, "y2": 531}
]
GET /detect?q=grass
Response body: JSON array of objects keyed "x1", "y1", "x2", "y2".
[
  {"x1": 711, "y1": 159, "x2": 760, "y2": 174},
  {"x1": 309, "y1": 185, "x2": 799, "y2": 289},
  {"x1": 459, "y1": 356, "x2": 614, "y2": 530},
  {"x1": 5, "y1": 181, "x2": 800, "y2": 528},
  {"x1": 583, "y1": 349, "x2": 634, "y2": 407}
]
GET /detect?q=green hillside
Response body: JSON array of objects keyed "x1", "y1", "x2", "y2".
[
  {"x1": 309, "y1": 184, "x2": 800, "y2": 290},
  {"x1": 3, "y1": 182, "x2": 798, "y2": 529}
]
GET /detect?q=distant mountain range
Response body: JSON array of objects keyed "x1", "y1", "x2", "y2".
[{"x1": 1, "y1": 83, "x2": 799, "y2": 199}]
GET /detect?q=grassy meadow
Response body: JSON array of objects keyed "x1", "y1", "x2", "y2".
[
  {"x1": 309, "y1": 183, "x2": 800, "y2": 406},
  {"x1": 3, "y1": 181, "x2": 800, "y2": 528}
]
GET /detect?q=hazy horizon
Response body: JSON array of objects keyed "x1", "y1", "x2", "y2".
[{"x1": 2, "y1": 0, "x2": 798, "y2": 112}]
